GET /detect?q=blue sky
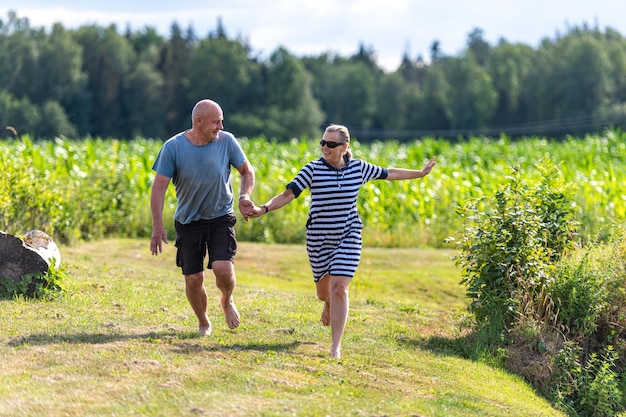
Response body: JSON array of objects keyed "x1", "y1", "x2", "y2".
[{"x1": 1, "y1": 0, "x2": 624, "y2": 71}]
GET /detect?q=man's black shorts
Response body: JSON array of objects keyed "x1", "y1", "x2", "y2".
[{"x1": 174, "y1": 213, "x2": 237, "y2": 275}]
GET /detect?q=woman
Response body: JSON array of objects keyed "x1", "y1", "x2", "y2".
[{"x1": 247, "y1": 124, "x2": 436, "y2": 359}]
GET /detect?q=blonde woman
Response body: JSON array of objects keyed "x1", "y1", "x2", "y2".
[{"x1": 248, "y1": 124, "x2": 436, "y2": 359}]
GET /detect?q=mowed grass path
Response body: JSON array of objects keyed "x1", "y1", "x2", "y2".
[{"x1": 0, "y1": 239, "x2": 565, "y2": 417}]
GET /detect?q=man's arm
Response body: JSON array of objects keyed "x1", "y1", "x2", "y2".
[
  {"x1": 236, "y1": 160, "x2": 255, "y2": 220},
  {"x1": 150, "y1": 173, "x2": 171, "y2": 255}
]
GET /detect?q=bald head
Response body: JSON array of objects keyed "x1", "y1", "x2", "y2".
[
  {"x1": 191, "y1": 99, "x2": 222, "y2": 124},
  {"x1": 187, "y1": 99, "x2": 224, "y2": 143}
]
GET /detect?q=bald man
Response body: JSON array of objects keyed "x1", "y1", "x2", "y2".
[{"x1": 150, "y1": 99, "x2": 255, "y2": 336}]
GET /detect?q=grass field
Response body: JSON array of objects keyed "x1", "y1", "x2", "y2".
[{"x1": 0, "y1": 239, "x2": 566, "y2": 417}]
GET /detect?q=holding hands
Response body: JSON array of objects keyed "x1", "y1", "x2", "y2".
[
  {"x1": 238, "y1": 195, "x2": 266, "y2": 219},
  {"x1": 238, "y1": 196, "x2": 255, "y2": 221},
  {"x1": 246, "y1": 204, "x2": 267, "y2": 219}
]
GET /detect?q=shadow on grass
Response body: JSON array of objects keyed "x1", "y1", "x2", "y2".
[
  {"x1": 171, "y1": 341, "x2": 303, "y2": 354},
  {"x1": 6, "y1": 331, "x2": 302, "y2": 354},
  {"x1": 397, "y1": 332, "x2": 481, "y2": 361}
]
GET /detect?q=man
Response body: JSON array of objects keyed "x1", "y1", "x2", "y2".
[{"x1": 150, "y1": 99, "x2": 255, "y2": 336}]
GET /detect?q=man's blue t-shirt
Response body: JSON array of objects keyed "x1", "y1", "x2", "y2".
[{"x1": 152, "y1": 130, "x2": 247, "y2": 224}]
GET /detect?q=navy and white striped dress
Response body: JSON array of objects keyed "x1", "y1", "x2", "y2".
[{"x1": 287, "y1": 156, "x2": 388, "y2": 281}]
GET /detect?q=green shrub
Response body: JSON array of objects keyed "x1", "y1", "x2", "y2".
[
  {"x1": 552, "y1": 344, "x2": 622, "y2": 417},
  {"x1": 451, "y1": 159, "x2": 578, "y2": 333},
  {"x1": 552, "y1": 250, "x2": 610, "y2": 339},
  {"x1": 451, "y1": 158, "x2": 626, "y2": 415}
]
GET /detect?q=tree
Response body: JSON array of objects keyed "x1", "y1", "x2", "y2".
[
  {"x1": 430, "y1": 40, "x2": 443, "y2": 63},
  {"x1": 36, "y1": 100, "x2": 78, "y2": 138},
  {"x1": 301, "y1": 52, "x2": 342, "y2": 126},
  {"x1": 0, "y1": 91, "x2": 40, "y2": 135},
  {"x1": 444, "y1": 54, "x2": 497, "y2": 130},
  {"x1": 398, "y1": 51, "x2": 426, "y2": 85},
  {"x1": 0, "y1": 12, "x2": 40, "y2": 101},
  {"x1": 466, "y1": 28, "x2": 491, "y2": 66},
  {"x1": 524, "y1": 29, "x2": 613, "y2": 134},
  {"x1": 160, "y1": 23, "x2": 192, "y2": 135},
  {"x1": 37, "y1": 24, "x2": 85, "y2": 105},
  {"x1": 597, "y1": 28, "x2": 626, "y2": 124},
  {"x1": 373, "y1": 72, "x2": 410, "y2": 133},
  {"x1": 187, "y1": 33, "x2": 252, "y2": 115},
  {"x1": 523, "y1": 39, "x2": 560, "y2": 123},
  {"x1": 604, "y1": 28, "x2": 626, "y2": 103},
  {"x1": 129, "y1": 27, "x2": 164, "y2": 66},
  {"x1": 488, "y1": 41, "x2": 535, "y2": 126},
  {"x1": 123, "y1": 61, "x2": 166, "y2": 138},
  {"x1": 558, "y1": 33, "x2": 612, "y2": 117},
  {"x1": 409, "y1": 63, "x2": 451, "y2": 131},
  {"x1": 318, "y1": 61, "x2": 377, "y2": 130},
  {"x1": 261, "y1": 47, "x2": 324, "y2": 139},
  {"x1": 350, "y1": 43, "x2": 383, "y2": 74},
  {"x1": 74, "y1": 24, "x2": 135, "y2": 138}
]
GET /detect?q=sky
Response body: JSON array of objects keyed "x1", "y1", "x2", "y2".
[{"x1": 1, "y1": 0, "x2": 625, "y2": 72}]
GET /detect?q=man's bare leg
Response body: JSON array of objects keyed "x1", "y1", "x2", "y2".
[
  {"x1": 213, "y1": 260, "x2": 240, "y2": 329},
  {"x1": 185, "y1": 272, "x2": 212, "y2": 336}
]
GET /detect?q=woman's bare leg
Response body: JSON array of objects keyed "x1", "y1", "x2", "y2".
[
  {"x1": 328, "y1": 276, "x2": 351, "y2": 359},
  {"x1": 316, "y1": 275, "x2": 331, "y2": 325},
  {"x1": 316, "y1": 274, "x2": 351, "y2": 358}
]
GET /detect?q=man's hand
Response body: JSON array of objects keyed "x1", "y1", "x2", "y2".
[
  {"x1": 239, "y1": 197, "x2": 254, "y2": 221},
  {"x1": 150, "y1": 227, "x2": 168, "y2": 255}
]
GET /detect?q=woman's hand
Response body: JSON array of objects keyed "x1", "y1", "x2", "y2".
[
  {"x1": 422, "y1": 156, "x2": 436, "y2": 176},
  {"x1": 247, "y1": 204, "x2": 267, "y2": 219}
]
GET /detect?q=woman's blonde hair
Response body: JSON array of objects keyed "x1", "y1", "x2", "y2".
[{"x1": 324, "y1": 124, "x2": 353, "y2": 159}]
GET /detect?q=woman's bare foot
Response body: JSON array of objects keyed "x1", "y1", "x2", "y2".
[
  {"x1": 330, "y1": 345, "x2": 341, "y2": 359},
  {"x1": 321, "y1": 300, "x2": 331, "y2": 326},
  {"x1": 222, "y1": 297, "x2": 241, "y2": 329}
]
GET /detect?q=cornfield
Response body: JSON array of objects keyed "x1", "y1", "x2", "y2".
[{"x1": 2, "y1": 129, "x2": 626, "y2": 247}]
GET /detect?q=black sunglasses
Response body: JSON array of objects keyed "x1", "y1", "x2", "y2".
[{"x1": 320, "y1": 139, "x2": 346, "y2": 149}]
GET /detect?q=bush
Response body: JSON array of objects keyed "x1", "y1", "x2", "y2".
[
  {"x1": 451, "y1": 159, "x2": 578, "y2": 333},
  {"x1": 552, "y1": 344, "x2": 622, "y2": 417},
  {"x1": 552, "y1": 248, "x2": 611, "y2": 340},
  {"x1": 451, "y1": 159, "x2": 626, "y2": 416}
]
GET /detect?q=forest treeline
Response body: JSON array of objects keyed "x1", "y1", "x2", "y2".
[{"x1": 1, "y1": 10, "x2": 626, "y2": 141}]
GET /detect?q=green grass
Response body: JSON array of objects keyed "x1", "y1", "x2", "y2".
[{"x1": 0, "y1": 239, "x2": 565, "y2": 417}]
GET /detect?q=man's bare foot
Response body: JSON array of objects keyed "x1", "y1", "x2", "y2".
[
  {"x1": 222, "y1": 298, "x2": 240, "y2": 329},
  {"x1": 199, "y1": 323, "x2": 212, "y2": 336},
  {"x1": 330, "y1": 345, "x2": 341, "y2": 359},
  {"x1": 321, "y1": 300, "x2": 331, "y2": 326}
]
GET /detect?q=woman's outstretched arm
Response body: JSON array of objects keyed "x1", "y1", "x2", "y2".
[{"x1": 386, "y1": 157, "x2": 436, "y2": 181}]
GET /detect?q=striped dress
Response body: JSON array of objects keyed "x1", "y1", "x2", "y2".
[{"x1": 287, "y1": 156, "x2": 388, "y2": 281}]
